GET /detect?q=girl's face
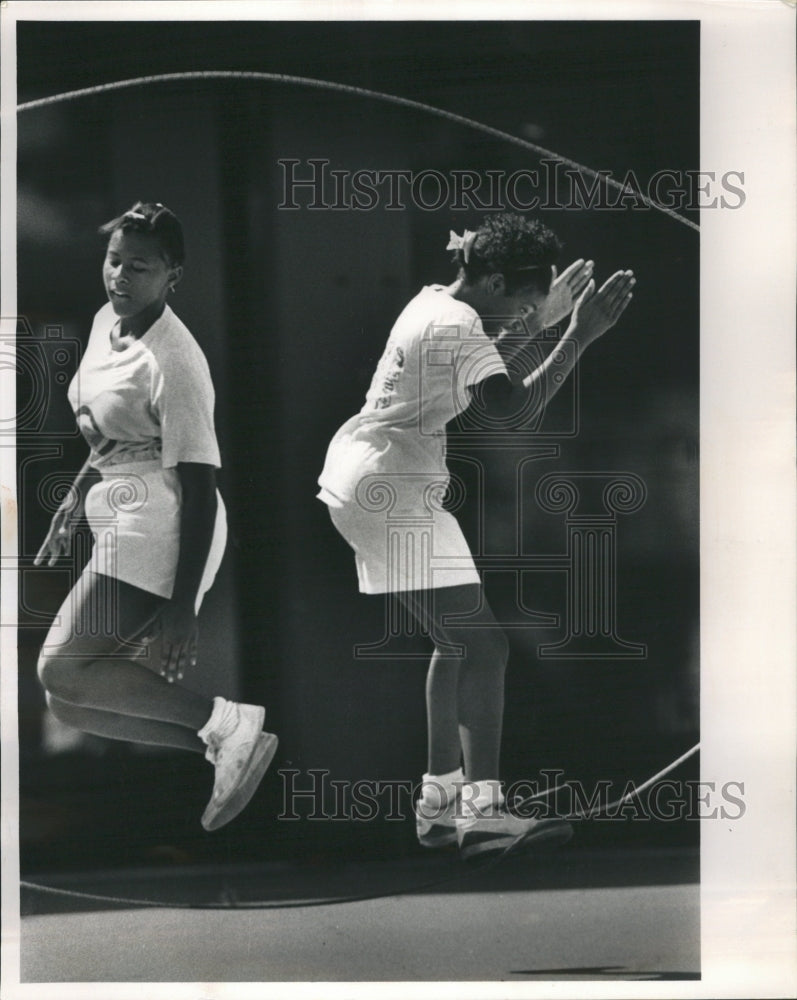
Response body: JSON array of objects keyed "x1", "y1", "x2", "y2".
[
  {"x1": 103, "y1": 229, "x2": 181, "y2": 318},
  {"x1": 506, "y1": 285, "x2": 548, "y2": 324},
  {"x1": 489, "y1": 278, "x2": 549, "y2": 331}
]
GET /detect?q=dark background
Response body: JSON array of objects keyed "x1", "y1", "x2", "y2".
[{"x1": 16, "y1": 19, "x2": 699, "y2": 873}]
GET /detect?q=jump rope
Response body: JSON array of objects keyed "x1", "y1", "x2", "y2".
[
  {"x1": 17, "y1": 72, "x2": 700, "y2": 910},
  {"x1": 18, "y1": 70, "x2": 699, "y2": 234},
  {"x1": 20, "y1": 742, "x2": 700, "y2": 910}
]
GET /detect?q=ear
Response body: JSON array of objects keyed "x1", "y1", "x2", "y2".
[
  {"x1": 485, "y1": 272, "x2": 506, "y2": 297},
  {"x1": 168, "y1": 264, "x2": 184, "y2": 290}
]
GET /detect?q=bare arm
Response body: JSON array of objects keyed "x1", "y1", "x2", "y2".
[
  {"x1": 171, "y1": 462, "x2": 218, "y2": 609},
  {"x1": 34, "y1": 456, "x2": 97, "y2": 567},
  {"x1": 152, "y1": 462, "x2": 219, "y2": 683}
]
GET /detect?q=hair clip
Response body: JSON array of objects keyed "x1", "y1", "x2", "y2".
[{"x1": 446, "y1": 229, "x2": 478, "y2": 263}]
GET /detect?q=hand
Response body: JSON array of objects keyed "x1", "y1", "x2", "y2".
[
  {"x1": 568, "y1": 270, "x2": 636, "y2": 347},
  {"x1": 34, "y1": 489, "x2": 84, "y2": 567},
  {"x1": 142, "y1": 600, "x2": 198, "y2": 684},
  {"x1": 537, "y1": 258, "x2": 595, "y2": 330}
]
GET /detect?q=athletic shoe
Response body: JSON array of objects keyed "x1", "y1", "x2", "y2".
[
  {"x1": 415, "y1": 794, "x2": 460, "y2": 848},
  {"x1": 457, "y1": 808, "x2": 573, "y2": 861},
  {"x1": 201, "y1": 704, "x2": 278, "y2": 831}
]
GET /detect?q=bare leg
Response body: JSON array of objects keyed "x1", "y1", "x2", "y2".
[
  {"x1": 38, "y1": 572, "x2": 213, "y2": 741},
  {"x1": 398, "y1": 592, "x2": 461, "y2": 775},
  {"x1": 46, "y1": 694, "x2": 204, "y2": 753},
  {"x1": 424, "y1": 649, "x2": 462, "y2": 775},
  {"x1": 400, "y1": 584, "x2": 509, "y2": 782}
]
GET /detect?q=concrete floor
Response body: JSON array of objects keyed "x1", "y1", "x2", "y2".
[{"x1": 20, "y1": 848, "x2": 699, "y2": 983}]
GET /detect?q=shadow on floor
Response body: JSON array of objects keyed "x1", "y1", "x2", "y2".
[{"x1": 21, "y1": 845, "x2": 698, "y2": 916}]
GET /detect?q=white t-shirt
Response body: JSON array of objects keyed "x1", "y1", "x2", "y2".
[
  {"x1": 68, "y1": 302, "x2": 221, "y2": 471},
  {"x1": 318, "y1": 285, "x2": 506, "y2": 505}
]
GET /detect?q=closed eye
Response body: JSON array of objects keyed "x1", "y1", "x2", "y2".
[{"x1": 106, "y1": 258, "x2": 149, "y2": 274}]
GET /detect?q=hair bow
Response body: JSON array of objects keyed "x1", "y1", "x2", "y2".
[{"x1": 446, "y1": 229, "x2": 478, "y2": 263}]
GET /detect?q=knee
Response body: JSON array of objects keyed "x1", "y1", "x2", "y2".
[
  {"x1": 488, "y1": 627, "x2": 510, "y2": 669},
  {"x1": 37, "y1": 650, "x2": 82, "y2": 702},
  {"x1": 451, "y1": 626, "x2": 509, "y2": 669},
  {"x1": 43, "y1": 690, "x2": 68, "y2": 722}
]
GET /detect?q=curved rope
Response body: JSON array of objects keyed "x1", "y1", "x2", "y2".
[
  {"x1": 17, "y1": 70, "x2": 699, "y2": 233},
  {"x1": 496, "y1": 742, "x2": 701, "y2": 864},
  {"x1": 19, "y1": 859, "x2": 491, "y2": 911},
  {"x1": 511, "y1": 741, "x2": 700, "y2": 818},
  {"x1": 571, "y1": 740, "x2": 701, "y2": 821},
  {"x1": 18, "y1": 68, "x2": 699, "y2": 912},
  {"x1": 20, "y1": 742, "x2": 700, "y2": 910}
]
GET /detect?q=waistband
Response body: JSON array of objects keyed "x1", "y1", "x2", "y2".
[{"x1": 95, "y1": 459, "x2": 165, "y2": 477}]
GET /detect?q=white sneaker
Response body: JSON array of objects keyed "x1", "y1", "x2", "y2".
[
  {"x1": 200, "y1": 703, "x2": 278, "y2": 832},
  {"x1": 457, "y1": 808, "x2": 573, "y2": 861},
  {"x1": 415, "y1": 793, "x2": 460, "y2": 848}
]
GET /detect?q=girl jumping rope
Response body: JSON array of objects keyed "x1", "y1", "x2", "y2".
[
  {"x1": 318, "y1": 212, "x2": 635, "y2": 859},
  {"x1": 35, "y1": 202, "x2": 278, "y2": 832}
]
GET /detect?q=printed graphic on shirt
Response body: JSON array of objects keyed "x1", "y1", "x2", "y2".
[
  {"x1": 75, "y1": 405, "x2": 118, "y2": 460},
  {"x1": 75, "y1": 394, "x2": 163, "y2": 467},
  {"x1": 370, "y1": 343, "x2": 406, "y2": 410}
]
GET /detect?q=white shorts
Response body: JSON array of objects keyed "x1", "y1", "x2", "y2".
[
  {"x1": 84, "y1": 460, "x2": 227, "y2": 610},
  {"x1": 320, "y1": 479, "x2": 481, "y2": 595}
]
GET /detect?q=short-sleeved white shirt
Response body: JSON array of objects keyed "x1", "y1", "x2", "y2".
[
  {"x1": 68, "y1": 301, "x2": 221, "y2": 471},
  {"x1": 318, "y1": 285, "x2": 506, "y2": 505},
  {"x1": 67, "y1": 303, "x2": 225, "y2": 603}
]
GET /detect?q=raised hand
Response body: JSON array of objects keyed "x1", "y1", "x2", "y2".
[
  {"x1": 537, "y1": 258, "x2": 595, "y2": 329},
  {"x1": 569, "y1": 270, "x2": 635, "y2": 347}
]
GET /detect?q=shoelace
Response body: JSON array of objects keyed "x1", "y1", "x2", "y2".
[
  {"x1": 204, "y1": 733, "x2": 222, "y2": 764},
  {"x1": 205, "y1": 704, "x2": 242, "y2": 765}
]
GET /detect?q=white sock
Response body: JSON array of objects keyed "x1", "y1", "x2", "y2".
[
  {"x1": 460, "y1": 779, "x2": 505, "y2": 820},
  {"x1": 197, "y1": 696, "x2": 239, "y2": 745},
  {"x1": 420, "y1": 766, "x2": 464, "y2": 811}
]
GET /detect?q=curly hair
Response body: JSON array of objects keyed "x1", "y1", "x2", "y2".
[
  {"x1": 99, "y1": 201, "x2": 185, "y2": 266},
  {"x1": 451, "y1": 212, "x2": 561, "y2": 295}
]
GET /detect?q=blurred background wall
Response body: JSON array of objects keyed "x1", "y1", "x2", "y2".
[{"x1": 16, "y1": 19, "x2": 699, "y2": 870}]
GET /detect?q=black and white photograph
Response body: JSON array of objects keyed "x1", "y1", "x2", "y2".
[{"x1": 1, "y1": 1, "x2": 794, "y2": 996}]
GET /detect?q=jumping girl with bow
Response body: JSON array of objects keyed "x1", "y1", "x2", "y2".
[{"x1": 318, "y1": 212, "x2": 635, "y2": 859}]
